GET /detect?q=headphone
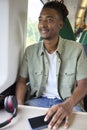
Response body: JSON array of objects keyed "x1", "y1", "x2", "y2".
[{"x1": 0, "y1": 95, "x2": 18, "y2": 128}]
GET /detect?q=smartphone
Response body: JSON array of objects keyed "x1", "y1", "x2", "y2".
[{"x1": 28, "y1": 115, "x2": 51, "y2": 130}]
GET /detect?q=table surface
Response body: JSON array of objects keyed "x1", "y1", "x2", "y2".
[{"x1": 0, "y1": 105, "x2": 87, "y2": 130}]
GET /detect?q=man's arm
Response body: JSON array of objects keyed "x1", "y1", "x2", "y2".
[
  {"x1": 16, "y1": 76, "x2": 28, "y2": 105},
  {"x1": 44, "y1": 78, "x2": 87, "y2": 129}
]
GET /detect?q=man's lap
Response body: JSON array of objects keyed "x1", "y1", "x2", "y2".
[{"x1": 25, "y1": 97, "x2": 83, "y2": 112}]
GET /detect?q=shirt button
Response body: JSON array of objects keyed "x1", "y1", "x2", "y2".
[{"x1": 65, "y1": 73, "x2": 67, "y2": 75}]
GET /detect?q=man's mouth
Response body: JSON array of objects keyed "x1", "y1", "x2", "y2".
[{"x1": 40, "y1": 29, "x2": 49, "y2": 34}]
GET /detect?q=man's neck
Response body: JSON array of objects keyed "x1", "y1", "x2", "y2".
[{"x1": 43, "y1": 37, "x2": 59, "y2": 54}]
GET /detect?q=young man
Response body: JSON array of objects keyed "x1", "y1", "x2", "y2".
[{"x1": 16, "y1": 1, "x2": 87, "y2": 129}]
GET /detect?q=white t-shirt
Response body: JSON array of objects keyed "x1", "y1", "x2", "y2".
[{"x1": 43, "y1": 50, "x2": 60, "y2": 99}]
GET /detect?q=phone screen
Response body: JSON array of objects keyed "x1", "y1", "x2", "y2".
[{"x1": 28, "y1": 115, "x2": 50, "y2": 130}]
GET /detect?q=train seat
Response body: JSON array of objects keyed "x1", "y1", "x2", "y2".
[
  {"x1": 59, "y1": 18, "x2": 76, "y2": 41},
  {"x1": 83, "y1": 44, "x2": 87, "y2": 56},
  {"x1": 79, "y1": 29, "x2": 87, "y2": 45},
  {"x1": 0, "y1": 0, "x2": 28, "y2": 94}
]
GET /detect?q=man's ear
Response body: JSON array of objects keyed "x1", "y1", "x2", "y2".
[{"x1": 58, "y1": 20, "x2": 64, "y2": 30}]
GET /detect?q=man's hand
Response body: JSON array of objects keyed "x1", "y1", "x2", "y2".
[{"x1": 44, "y1": 99, "x2": 73, "y2": 129}]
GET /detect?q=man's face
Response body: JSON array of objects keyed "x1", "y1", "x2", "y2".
[{"x1": 38, "y1": 8, "x2": 63, "y2": 40}]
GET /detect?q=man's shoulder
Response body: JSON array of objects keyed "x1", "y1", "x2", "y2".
[
  {"x1": 25, "y1": 41, "x2": 43, "y2": 53},
  {"x1": 62, "y1": 37, "x2": 83, "y2": 50},
  {"x1": 27, "y1": 41, "x2": 42, "y2": 49},
  {"x1": 60, "y1": 37, "x2": 84, "y2": 57}
]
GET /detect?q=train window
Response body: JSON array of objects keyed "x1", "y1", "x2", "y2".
[{"x1": 26, "y1": 0, "x2": 43, "y2": 47}]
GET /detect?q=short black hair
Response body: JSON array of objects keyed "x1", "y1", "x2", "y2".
[{"x1": 42, "y1": 1, "x2": 69, "y2": 22}]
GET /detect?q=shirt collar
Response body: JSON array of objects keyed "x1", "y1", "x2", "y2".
[
  {"x1": 56, "y1": 36, "x2": 64, "y2": 55},
  {"x1": 38, "y1": 40, "x2": 44, "y2": 55},
  {"x1": 38, "y1": 36, "x2": 64, "y2": 56}
]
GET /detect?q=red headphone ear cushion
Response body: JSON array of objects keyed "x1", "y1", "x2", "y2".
[{"x1": 4, "y1": 96, "x2": 18, "y2": 113}]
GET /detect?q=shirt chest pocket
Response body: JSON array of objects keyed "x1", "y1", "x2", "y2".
[
  {"x1": 59, "y1": 68, "x2": 76, "y2": 87},
  {"x1": 29, "y1": 69, "x2": 43, "y2": 84},
  {"x1": 34, "y1": 71, "x2": 43, "y2": 79},
  {"x1": 59, "y1": 57, "x2": 77, "y2": 84}
]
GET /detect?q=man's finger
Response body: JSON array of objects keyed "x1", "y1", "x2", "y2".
[{"x1": 64, "y1": 116, "x2": 70, "y2": 129}]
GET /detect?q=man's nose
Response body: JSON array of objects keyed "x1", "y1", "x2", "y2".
[{"x1": 39, "y1": 20, "x2": 48, "y2": 27}]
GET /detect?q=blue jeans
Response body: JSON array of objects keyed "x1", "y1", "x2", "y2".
[{"x1": 25, "y1": 97, "x2": 83, "y2": 112}]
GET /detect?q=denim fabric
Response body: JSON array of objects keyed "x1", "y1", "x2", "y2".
[{"x1": 25, "y1": 97, "x2": 83, "y2": 112}]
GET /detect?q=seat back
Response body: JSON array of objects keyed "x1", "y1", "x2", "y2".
[
  {"x1": 83, "y1": 44, "x2": 87, "y2": 56},
  {"x1": 79, "y1": 30, "x2": 87, "y2": 45},
  {"x1": 59, "y1": 18, "x2": 76, "y2": 41}
]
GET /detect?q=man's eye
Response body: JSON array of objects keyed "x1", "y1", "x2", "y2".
[
  {"x1": 39, "y1": 19, "x2": 42, "y2": 22},
  {"x1": 38, "y1": 18, "x2": 54, "y2": 23},
  {"x1": 47, "y1": 18, "x2": 54, "y2": 23}
]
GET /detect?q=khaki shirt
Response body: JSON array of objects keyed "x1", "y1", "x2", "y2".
[{"x1": 20, "y1": 36, "x2": 87, "y2": 100}]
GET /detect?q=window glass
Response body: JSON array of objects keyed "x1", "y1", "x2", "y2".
[{"x1": 26, "y1": 0, "x2": 43, "y2": 47}]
